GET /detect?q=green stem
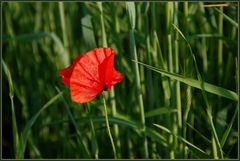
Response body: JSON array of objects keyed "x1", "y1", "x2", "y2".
[
  {"x1": 86, "y1": 104, "x2": 99, "y2": 159},
  {"x1": 99, "y1": 2, "x2": 121, "y2": 158},
  {"x1": 110, "y1": 89, "x2": 121, "y2": 158},
  {"x1": 207, "y1": 109, "x2": 224, "y2": 159},
  {"x1": 167, "y1": 32, "x2": 175, "y2": 159},
  {"x1": 182, "y1": 3, "x2": 190, "y2": 157},
  {"x1": 217, "y1": 7, "x2": 223, "y2": 84},
  {"x1": 183, "y1": 86, "x2": 191, "y2": 158},
  {"x1": 183, "y1": 2, "x2": 188, "y2": 18},
  {"x1": 173, "y1": 3, "x2": 182, "y2": 157},
  {"x1": 102, "y1": 94, "x2": 117, "y2": 159},
  {"x1": 168, "y1": 34, "x2": 175, "y2": 159},
  {"x1": 217, "y1": 6, "x2": 223, "y2": 127},
  {"x1": 97, "y1": 2, "x2": 107, "y2": 47},
  {"x1": 58, "y1": 89, "x2": 90, "y2": 158},
  {"x1": 212, "y1": 132, "x2": 218, "y2": 159},
  {"x1": 3, "y1": 61, "x2": 19, "y2": 158},
  {"x1": 58, "y1": 2, "x2": 70, "y2": 66},
  {"x1": 126, "y1": 2, "x2": 148, "y2": 157},
  {"x1": 174, "y1": 2, "x2": 182, "y2": 128},
  {"x1": 130, "y1": 30, "x2": 149, "y2": 158}
]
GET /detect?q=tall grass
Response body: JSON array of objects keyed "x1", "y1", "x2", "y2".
[
  {"x1": 126, "y1": 2, "x2": 149, "y2": 158},
  {"x1": 2, "y1": 2, "x2": 238, "y2": 159}
]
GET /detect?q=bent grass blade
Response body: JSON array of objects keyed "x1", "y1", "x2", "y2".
[
  {"x1": 153, "y1": 124, "x2": 209, "y2": 158},
  {"x1": 145, "y1": 108, "x2": 177, "y2": 118},
  {"x1": 2, "y1": 60, "x2": 19, "y2": 158},
  {"x1": 132, "y1": 60, "x2": 238, "y2": 101},
  {"x1": 17, "y1": 92, "x2": 63, "y2": 158},
  {"x1": 42, "y1": 114, "x2": 168, "y2": 148},
  {"x1": 3, "y1": 32, "x2": 69, "y2": 67},
  {"x1": 220, "y1": 106, "x2": 238, "y2": 148}
]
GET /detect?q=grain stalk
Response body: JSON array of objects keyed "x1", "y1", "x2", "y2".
[
  {"x1": 182, "y1": 2, "x2": 192, "y2": 158},
  {"x1": 97, "y1": 2, "x2": 120, "y2": 158},
  {"x1": 126, "y1": 2, "x2": 149, "y2": 158},
  {"x1": 166, "y1": 2, "x2": 176, "y2": 159},
  {"x1": 173, "y1": 3, "x2": 183, "y2": 156},
  {"x1": 58, "y1": 2, "x2": 70, "y2": 66},
  {"x1": 173, "y1": 22, "x2": 224, "y2": 159}
]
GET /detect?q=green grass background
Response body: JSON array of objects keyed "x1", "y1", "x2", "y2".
[{"x1": 2, "y1": 1, "x2": 239, "y2": 159}]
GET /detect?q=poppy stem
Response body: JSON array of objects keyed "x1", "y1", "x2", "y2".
[{"x1": 102, "y1": 94, "x2": 117, "y2": 159}]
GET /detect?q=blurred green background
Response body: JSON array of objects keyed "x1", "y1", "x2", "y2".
[{"x1": 2, "y1": 1, "x2": 238, "y2": 159}]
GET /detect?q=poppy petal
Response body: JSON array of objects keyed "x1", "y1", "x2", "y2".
[
  {"x1": 78, "y1": 55, "x2": 101, "y2": 83},
  {"x1": 112, "y1": 70, "x2": 123, "y2": 85},
  {"x1": 59, "y1": 55, "x2": 82, "y2": 86},
  {"x1": 59, "y1": 47, "x2": 122, "y2": 104},
  {"x1": 70, "y1": 56, "x2": 104, "y2": 103},
  {"x1": 80, "y1": 48, "x2": 112, "y2": 82},
  {"x1": 94, "y1": 48, "x2": 112, "y2": 64},
  {"x1": 70, "y1": 83, "x2": 102, "y2": 103},
  {"x1": 98, "y1": 53, "x2": 114, "y2": 90}
]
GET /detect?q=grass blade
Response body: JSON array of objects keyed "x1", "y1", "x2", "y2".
[
  {"x1": 217, "y1": 7, "x2": 223, "y2": 85},
  {"x1": 126, "y1": 2, "x2": 136, "y2": 29},
  {"x1": 220, "y1": 106, "x2": 238, "y2": 148},
  {"x1": 81, "y1": 15, "x2": 97, "y2": 49},
  {"x1": 97, "y1": 2, "x2": 107, "y2": 47},
  {"x1": 2, "y1": 60, "x2": 19, "y2": 158},
  {"x1": 58, "y1": 2, "x2": 70, "y2": 64},
  {"x1": 172, "y1": 23, "x2": 201, "y2": 80},
  {"x1": 214, "y1": 8, "x2": 238, "y2": 28},
  {"x1": 186, "y1": 122, "x2": 212, "y2": 144},
  {"x1": 207, "y1": 110, "x2": 224, "y2": 158},
  {"x1": 127, "y1": 2, "x2": 148, "y2": 158},
  {"x1": 132, "y1": 60, "x2": 238, "y2": 101},
  {"x1": 57, "y1": 89, "x2": 91, "y2": 158},
  {"x1": 97, "y1": 2, "x2": 122, "y2": 158},
  {"x1": 172, "y1": 21, "x2": 224, "y2": 158},
  {"x1": 18, "y1": 91, "x2": 63, "y2": 158},
  {"x1": 153, "y1": 124, "x2": 209, "y2": 157},
  {"x1": 86, "y1": 104, "x2": 99, "y2": 159},
  {"x1": 43, "y1": 114, "x2": 168, "y2": 147},
  {"x1": 3, "y1": 32, "x2": 69, "y2": 67},
  {"x1": 145, "y1": 108, "x2": 177, "y2": 118}
]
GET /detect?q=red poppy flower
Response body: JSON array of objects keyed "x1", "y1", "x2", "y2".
[{"x1": 59, "y1": 48, "x2": 122, "y2": 103}]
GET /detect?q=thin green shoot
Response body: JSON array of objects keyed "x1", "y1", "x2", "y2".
[{"x1": 102, "y1": 94, "x2": 117, "y2": 159}]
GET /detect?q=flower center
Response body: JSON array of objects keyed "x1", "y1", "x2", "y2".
[{"x1": 102, "y1": 85, "x2": 108, "y2": 91}]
